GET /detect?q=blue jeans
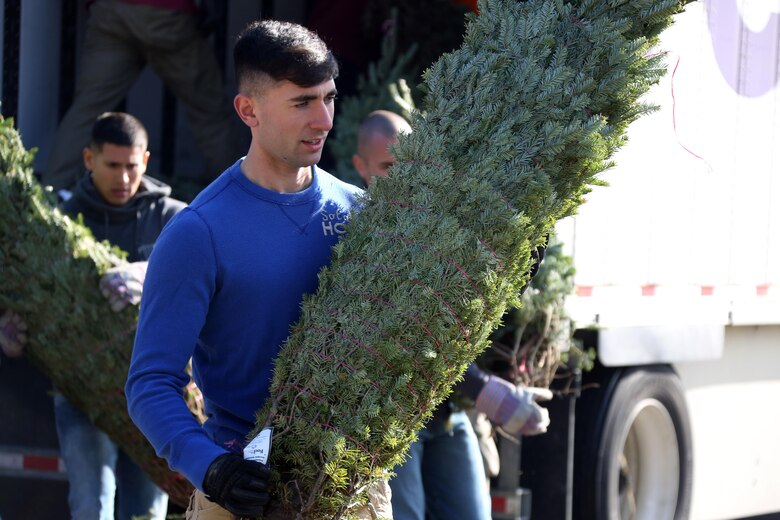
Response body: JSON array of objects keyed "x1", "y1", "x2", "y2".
[
  {"x1": 389, "y1": 410, "x2": 491, "y2": 520},
  {"x1": 54, "y1": 392, "x2": 168, "y2": 520}
]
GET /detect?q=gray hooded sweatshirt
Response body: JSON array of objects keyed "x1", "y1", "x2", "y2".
[{"x1": 61, "y1": 173, "x2": 186, "y2": 261}]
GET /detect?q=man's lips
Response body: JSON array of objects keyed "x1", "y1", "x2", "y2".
[{"x1": 301, "y1": 136, "x2": 327, "y2": 150}]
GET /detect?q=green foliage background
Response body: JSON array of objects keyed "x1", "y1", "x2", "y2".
[{"x1": 328, "y1": 20, "x2": 418, "y2": 186}]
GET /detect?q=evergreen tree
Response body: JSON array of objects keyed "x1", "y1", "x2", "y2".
[
  {"x1": 0, "y1": 118, "x2": 195, "y2": 507},
  {"x1": 254, "y1": 0, "x2": 692, "y2": 517}
]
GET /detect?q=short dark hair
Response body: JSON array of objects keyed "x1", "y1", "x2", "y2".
[
  {"x1": 234, "y1": 19, "x2": 338, "y2": 94},
  {"x1": 91, "y1": 112, "x2": 148, "y2": 151}
]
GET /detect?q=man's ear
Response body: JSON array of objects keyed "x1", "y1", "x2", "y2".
[
  {"x1": 140, "y1": 150, "x2": 151, "y2": 173},
  {"x1": 352, "y1": 154, "x2": 372, "y2": 187},
  {"x1": 83, "y1": 147, "x2": 94, "y2": 171},
  {"x1": 234, "y1": 94, "x2": 259, "y2": 127},
  {"x1": 351, "y1": 154, "x2": 365, "y2": 175}
]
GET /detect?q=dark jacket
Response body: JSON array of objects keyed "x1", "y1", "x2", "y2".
[{"x1": 61, "y1": 173, "x2": 186, "y2": 261}]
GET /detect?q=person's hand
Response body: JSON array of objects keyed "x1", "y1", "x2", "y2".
[
  {"x1": 0, "y1": 310, "x2": 27, "y2": 358},
  {"x1": 99, "y1": 261, "x2": 148, "y2": 312},
  {"x1": 475, "y1": 375, "x2": 553, "y2": 436},
  {"x1": 202, "y1": 453, "x2": 270, "y2": 517}
]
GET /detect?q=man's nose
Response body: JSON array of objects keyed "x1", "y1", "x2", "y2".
[{"x1": 310, "y1": 103, "x2": 333, "y2": 132}]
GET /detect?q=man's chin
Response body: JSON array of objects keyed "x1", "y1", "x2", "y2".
[
  {"x1": 300, "y1": 154, "x2": 323, "y2": 168},
  {"x1": 106, "y1": 196, "x2": 131, "y2": 206}
]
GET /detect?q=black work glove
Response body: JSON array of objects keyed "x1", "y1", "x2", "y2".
[{"x1": 202, "y1": 453, "x2": 270, "y2": 517}]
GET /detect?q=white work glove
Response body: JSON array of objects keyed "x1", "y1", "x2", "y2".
[
  {"x1": 475, "y1": 375, "x2": 553, "y2": 436},
  {"x1": 99, "y1": 261, "x2": 148, "y2": 313},
  {"x1": 0, "y1": 310, "x2": 28, "y2": 358}
]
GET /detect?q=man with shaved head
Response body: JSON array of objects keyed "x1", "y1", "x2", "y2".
[{"x1": 352, "y1": 110, "x2": 412, "y2": 187}]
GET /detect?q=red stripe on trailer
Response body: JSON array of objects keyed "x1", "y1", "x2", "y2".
[
  {"x1": 574, "y1": 284, "x2": 774, "y2": 298},
  {"x1": 0, "y1": 451, "x2": 65, "y2": 473},
  {"x1": 492, "y1": 495, "x2": 508, "y2": 513},
  {"x1": 576, "y1": 286, "x2": 592, "y2": 297},
  {"x1": 23, "y1": 455, "x2": 61, "y2": 472}
]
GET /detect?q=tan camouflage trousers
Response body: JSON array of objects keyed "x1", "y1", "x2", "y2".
[{"x1": 185, "y1": 480, "x2": 392, "y2": 519}]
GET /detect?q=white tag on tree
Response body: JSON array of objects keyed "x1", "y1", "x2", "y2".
[{"x1": 244, "y1": 427, "x2": 273, "y2": 467}]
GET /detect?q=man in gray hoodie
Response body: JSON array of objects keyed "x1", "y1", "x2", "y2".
[{"x1": 60, "y1": 111, "x2": 186, "y2": 519}]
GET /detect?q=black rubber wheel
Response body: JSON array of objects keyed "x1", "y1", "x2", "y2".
[{"x1": 575, "y1": 365, "x2": 693, "y2": 520}]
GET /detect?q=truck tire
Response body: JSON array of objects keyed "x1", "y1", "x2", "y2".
[{"x1": 576, "y1": 365, "x2": 693, "y2": 520}]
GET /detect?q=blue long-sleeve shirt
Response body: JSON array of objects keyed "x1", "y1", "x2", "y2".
[{"x1": 126, "y1": 160, "x2": 362, "y2": 490}]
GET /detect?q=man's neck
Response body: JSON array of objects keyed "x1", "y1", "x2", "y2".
[{"x1": 240, "y1": 150, "x2": 313, "y2": 194}]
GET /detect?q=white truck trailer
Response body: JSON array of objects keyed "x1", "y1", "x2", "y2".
[{"x1": 504, "y1": 1, "x2": 780, "y2": 519}]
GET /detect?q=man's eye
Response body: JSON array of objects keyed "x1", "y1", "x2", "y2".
[{"x1": 295, "y1": 101, "x2": 309, "y2": 108}]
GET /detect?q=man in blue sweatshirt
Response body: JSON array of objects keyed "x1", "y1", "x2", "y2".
[{"x1": 125, "y1": 20, "x2": 380, "y2": 519}]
